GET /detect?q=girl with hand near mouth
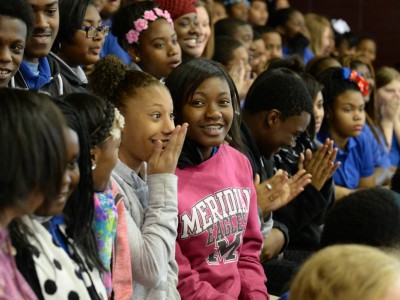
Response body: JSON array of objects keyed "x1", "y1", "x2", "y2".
[
  {"x1": 165, "y1": 58, "x2": 268, "y2": 299},
  {"x1": 111, "y1": 1, "x2": 182, "y2": 80},
  {"x1": 52, "y1": 0, "x2": 108, "y2": 92},
  {"x1": 89, "y1": 55, "x2": 187, "y2": 300},
  {"x1": 317, "y1": 67, "x2": 375, "y2": 200},
  {"x1": 10, "y1": 99, "x2": 107, "y2": 300}
]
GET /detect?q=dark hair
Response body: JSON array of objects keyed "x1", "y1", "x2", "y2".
[
  {"x1": 316, "y1": 67, "x2": 361, "y2": 135},
  {"x1": 63, "y1": 93, "x2": 116, "y2": 148},
  {"x1": 244, "y1": 68, "x2": 313, "y2": 119},
  {"x1": 334, "y1": 31, "x2": 357, "y2": 51},
  {"x1": 88, "y1": 55, "x2": 164, "y2": 111},
  {"x1": 356, "y1": 34, "x2": 376, "y2": 47},
  {"x1": 165, "y1": 57, "x2": 242, "y2": 149},
  {"x1": 53, "y1": 0, "x2": 91, "y2": 51},
  {"x1": 267, "y1": 55, "x2": 304, "y2": 72},
  {"x1": 306, "y1": 55, "x2": 341, "y2": 77},
  {"x1": 253, "y1": 25, "x2": 279, "y2": 35},
  {"x1": 212, "y1": 36, "x2": 244, "y2": 66},
  {"x1": 55, "y1": 100, "x2": 104, "y2": 271},
  {"x1": 253, "y1": 30, "x2": 261, "y2": 41},
  {"x1": 320, "y1": 187, "x2": 400, "y2": 249},
  {"x1": 0, "y1": 0, "x2": 34, "y2": 39},
  {"x1": 268, "y1": 7, "x2": 297, "y2": 28},
  {"x1": 214, "y1": 17, "x2": 249, "y2": 38},
  {"x1": 266, "y1": 58, "x2": 322, "y2": 137},
  {"x1": 392, "y1": 165, "x2": 400, "y2": 193},
  {"x1": 111, "y1": 1, "x2": 158, "y2": 51},
  {"x1": 340, "y1": 55, "x2": 383, "y2": 144},
  {"x1": 0, "y1": 89, "x2": 66, "y2": 216}
]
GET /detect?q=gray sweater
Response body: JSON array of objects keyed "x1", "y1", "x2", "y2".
[{"x1": 112, "y1": 160, "x2": 180, "y2": 300}]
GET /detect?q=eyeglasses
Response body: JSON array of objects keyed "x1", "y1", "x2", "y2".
[{"x1": 80, "y1": 25, "x2": 110, "y2": 39}]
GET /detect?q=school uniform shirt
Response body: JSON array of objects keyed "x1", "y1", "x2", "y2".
[
  {"x1": 389, "y1": 134, "x2": 400, "y2": 168},
  {"x1": 318, "y1": 131, "x2": 374, "y2": 189},
  {"x1": 363, "y1": 124, "x2": 391, "y2": 168},
  {"x1": 175, "y1": 144, "x2": 269, "y2": 300}
]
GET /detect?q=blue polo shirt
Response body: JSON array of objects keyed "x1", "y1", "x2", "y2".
[
  {"x1": 282, "y1": 46, "x2": 314, "y2": 65},
  {"x1": 390, "y1": 134, "x2": 400, "y2": 168},
  {"x1": 318, "y1": 131, "x2": 374, "y2": 189},
  {"x1": 363, "y1": 124, "x2": 390, "y2": 168},
  {"x1": 100, "y1": 19, "x2": 132, "y2": 65}
]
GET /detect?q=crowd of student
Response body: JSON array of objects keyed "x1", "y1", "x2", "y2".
[{"x1": 2, "y1": 0, "x2": 400, "y2": 299}]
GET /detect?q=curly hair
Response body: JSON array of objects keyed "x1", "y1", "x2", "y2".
[{"x1": 88, "y1": 55, "x2": 164, "y2": 111}]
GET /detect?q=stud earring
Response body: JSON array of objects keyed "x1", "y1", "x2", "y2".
[
  {"x1": 134, "y1": 57, "x2": 140, "y2": 62},
  {"x1": 92, "y1": 162, "x2": 97, "y2": 170}
]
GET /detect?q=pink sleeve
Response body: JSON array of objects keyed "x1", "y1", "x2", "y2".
[
  {"x1": 176, "y1": 242, "x2": 236, "y2": 300},
  {"x1": 238, "y1": 163, "x2": 269, "y2": 300}
]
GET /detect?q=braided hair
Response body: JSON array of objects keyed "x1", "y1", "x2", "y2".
[{"x1": 55, "y1": 100, "x2": 104, "y2": 271}]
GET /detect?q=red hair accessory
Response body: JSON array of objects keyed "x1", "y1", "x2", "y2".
[{"x1": 342, "y1": 67, "x2": 370, "y2": 96}]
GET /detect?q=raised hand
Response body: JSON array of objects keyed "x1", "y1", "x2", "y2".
[
  {"x1": 147, "y1": 123, "x2": 188, "y2": 175},
  {"x1": 255, "y1": 169, "x2": 312, "y2": 217},
  {"x1": 298, "y1": 139, "x2": 340, "y2": 191}
]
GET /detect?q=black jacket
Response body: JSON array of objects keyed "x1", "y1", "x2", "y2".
[{"x1": 10, "y1": 52, "x2": 72, "y2": 96}]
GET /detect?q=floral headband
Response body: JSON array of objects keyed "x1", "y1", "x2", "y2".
[
  {"x1": 110, "y1": 108, "x2": 125, "y2": 140},
  {"x1": 125, "y1": 8, "x2": 174, "y2": 44},
  {"x1": 342, "y1": 67, "x2": 370, "y2": 96}
]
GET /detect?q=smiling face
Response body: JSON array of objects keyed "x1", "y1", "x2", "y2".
[
  {"x1": 250, "y1": 39, "x2": 267, "y2": 74},
  {"x1": 356, "y1": 39, "x2": 376, "y2": 62},
  {"x1": 25, "y1": 0, "x2": 59, "y2": 62},
  {"x1": 134, "y1": 18, "x2": 181, "y2": 79},
  {"x1": 119, "y1": 85, "x2": 175, "y2": 172},
  {"x1": 181, "y1": 77, "x2": 233, "y2": 160},
  {"x1": 57, "y1": 4, "x2": 104, "y2": 67},
  {"x1": 259, "y1": 110, "x2": 310, "y2": 159},
  {"x1": 313, "y1": 91, "x2": 324, "y2": 134},
  {"x1": 0, "y1": 16, "x2": 27, "y2": 88},
  {"x1": 196, "y1": 6, "x2": 211, "y2": 55},
  {"x1": 35, "y1": 128, "x2": 80, "y2": 216},
  {"x1": 174, "y1": 12, "x2": 202, "y2": 58},
  {"x1": 330, "y1": 90, "x2": 365, "y2": 139}
]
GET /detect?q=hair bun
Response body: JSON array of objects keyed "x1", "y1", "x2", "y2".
[{"x1": 89, "y1": 55, "x2": 127, "y2": 101}]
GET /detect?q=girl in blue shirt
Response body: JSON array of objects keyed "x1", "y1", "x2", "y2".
[{"x1": 317, "y1": 67, "x2": 375, "y2": 200}]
